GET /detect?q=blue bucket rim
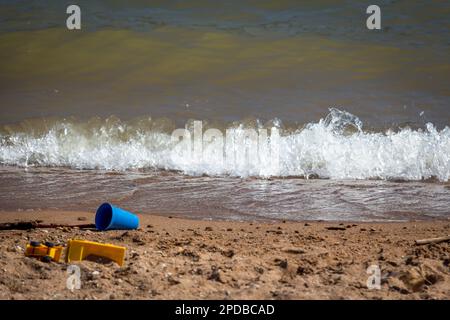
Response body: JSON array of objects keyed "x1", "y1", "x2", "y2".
[{"x1": 95, "y1": 202, "x2": 113, "y2": 231}]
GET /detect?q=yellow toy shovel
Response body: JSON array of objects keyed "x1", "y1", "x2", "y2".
[{"x1": 65, "y1": 239, "x2": 126, "y2": 266}]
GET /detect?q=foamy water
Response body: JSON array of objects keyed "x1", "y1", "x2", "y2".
[{"x1": 1, "y1": 109, "x2": 449, "y2": 181}]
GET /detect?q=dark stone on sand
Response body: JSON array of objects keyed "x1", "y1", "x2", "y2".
[
  {"x1": 192, "y1": 268, "x2": 203, "y2": 275},
  {"x1": 425, "y1": 273, "x2": 441, "y2": 285},
  {"x1": 274, "y1": 258, "x2": 288, "y2": 269},
  {"x1": 130, "y1": 252, "x2": 139, "y2": 259},
  {"x1": 297, "y1": 265, "x2": 313, "y2": 275},
  {"x1": 282, "y1": 247, "x2": 305, "y2": 254},
  {"x1": 254, "y1": 266, "x2": 264, "y2": 274},
  {"x1": 405, "y1": 256, "x2": 418, "y2": 266},
  {"x1": 326, "y1": 226, "x2": 346, "y2": 231},
  {"x1": 208, "y1": 266, "x2": 223, "y2": 282},
  {"x1": 205, "y1": 227, "x2": 213, "y2": 231},
  {"x1": 391, "y1": 286, "x2": 410, "y2": 295},
  {"x1": 132, "y1": 237, "x2": 145, "y2": 245},
  {"x1": 178, "y1": 249, "x2": 200, "y2": 262},
  {"x1": 222, "y1": 249, "x2": 235, "y2": 258},
  {"x1": 77, "y1": 217, "x2": 87, "y2": 221},
  {"x1": 167, "y1": 275, "x2": 180, "y2": 285},
  {"x1": 387, "y1": 260, "x2": 399, "y2": 267}
]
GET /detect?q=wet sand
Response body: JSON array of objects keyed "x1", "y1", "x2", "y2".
[{"x1": 0, "y1": 211, "x2": 449, "y2": 300}]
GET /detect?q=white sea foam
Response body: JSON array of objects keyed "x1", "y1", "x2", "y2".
[{"x1": 1, "y1": 109, "x2": 449, "y2": 181}]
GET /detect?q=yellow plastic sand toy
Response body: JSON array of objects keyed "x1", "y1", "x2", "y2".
[
  {"x1": 65, "y1": 239, "x2": 126, "y2": 266},
  {"x1": 25, "y1": 241, "x2": 64, "y2": 262}
]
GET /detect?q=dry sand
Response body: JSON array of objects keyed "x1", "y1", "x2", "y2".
[{"x1": 0, "y1": 211, "x2": 449, "y2": 300}]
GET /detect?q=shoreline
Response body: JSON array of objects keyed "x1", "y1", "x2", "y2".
[
  {"x1": 2, "y1": 209, "x2": 447, "y2": 224},
  {"x1": 0, "y1": 211, "x2": 449, "y2": 299}
]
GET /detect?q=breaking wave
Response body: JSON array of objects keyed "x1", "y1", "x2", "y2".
[{"x1": 0, "y1": 108, "x2": 449, "y2": 181}]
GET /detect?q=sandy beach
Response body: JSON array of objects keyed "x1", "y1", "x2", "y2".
[{"x1": 0, "y1": 211, "x2": 448, "y2": 300}]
